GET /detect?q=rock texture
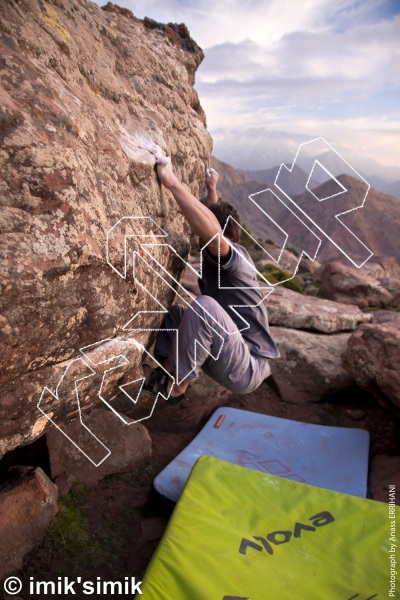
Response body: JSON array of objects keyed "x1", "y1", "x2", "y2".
[
  {"x1": 389, "y1": 292, "x2": 400, "y2": 309},
  {"x1": 0, "y1": 466, "x2": 58, "y2": 577},
  {"x1": 269, "y1": 326, "x2": 354, "y2": 403},
  {"x1": 0, "y1": 0, "x2": 211, "y2": 457},
  {"x1": 266, "y1": 286, "x2": 372, "y2": 333},
  {"x1": 369, "y1": 455, "x2": 400, "y2": 504},
  {"x1": 362, "y1": 256, "x2": 400, "y2": 293},
  {"x1": 317, "y1": 261, "x2": 393, "y2": 308},
  {"x1": 46, "y1": 407, "x2": 152, "y2": 487},
  {"x1": 342, "y1": 323, "x2": 400, "y2": 409},
  {"x1": 372, "y1": 310, "x2": 400, "y2": 326}
]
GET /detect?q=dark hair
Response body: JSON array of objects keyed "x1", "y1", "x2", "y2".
[{"x1": 209, "y1": 201, "x2": 241, "y2": 243}]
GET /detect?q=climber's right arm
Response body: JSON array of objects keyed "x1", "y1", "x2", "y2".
[
  {"x1": 139, "y1": 143, "x2": 229, "y2": 257},
  {"x1": 161, "y1": 169, "x2": 229, "y2": 258}
]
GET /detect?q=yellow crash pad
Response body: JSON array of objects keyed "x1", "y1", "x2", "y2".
[{"x1": 142, "y1": 455, "x2": 399, "y2": 599}]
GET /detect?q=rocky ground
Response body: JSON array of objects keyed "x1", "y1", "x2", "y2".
[
  {"x1": 1, "y1": 249, "x2": 399, "y2": 595},
  {"x1": 1, "y1": 370, "x2": 399, "y2": 596},
  {"x1": 1, "y1": 0, "x2": 399, "y2": 594}
]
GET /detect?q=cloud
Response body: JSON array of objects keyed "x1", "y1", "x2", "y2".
[
  {"x1": 194, "y1": 10, "x2": 400, "y2": 170},
  {"x1": 93, "y1": 0, "x2": 392, "y2": 48},
  {"x1": 197, "y1": 14, "x2": 400, "y2": 92},
  {"x1": 210, "y1": 121, "x2": 400, "y2": 177},
  {"x1": 92, "y1": 0, "x2": 399, "y2": 171}
]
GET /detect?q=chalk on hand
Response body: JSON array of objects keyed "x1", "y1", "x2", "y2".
[
  {"x1": 205, "y1": 167, "x2": 218, "y2": 184},
  {"x1": 139, "y1": 142, "x2": 163, "y2": 159}
]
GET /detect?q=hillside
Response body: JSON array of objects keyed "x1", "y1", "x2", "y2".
[{"x1": 211, "y1": 156, "x2": 400, "y2": 262}]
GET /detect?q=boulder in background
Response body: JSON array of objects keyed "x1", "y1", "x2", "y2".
[
  {"x1": 317, "y1": 262, "x2": 393, "y2": 308},
  {"x1": 46, "y1": 408, "x2": 152, "y2": 487},
  {"x1": 342, "y1": 323, "x2": 400, "y2": 409},
  {"x1": 269, "y1": 326, "x2": 354, "y2": 404}
]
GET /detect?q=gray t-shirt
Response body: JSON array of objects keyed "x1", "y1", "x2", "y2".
[{"x1": 198, "y1": 243, "x2": 280, "y2": 359}]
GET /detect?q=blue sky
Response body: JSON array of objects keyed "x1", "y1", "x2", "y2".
[{"x1": 93, "y1": 0, "x2": 400, "y2": 178}]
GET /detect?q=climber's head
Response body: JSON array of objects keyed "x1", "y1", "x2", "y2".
[{"x1": 209, "y1": 201, "x2": 241, "y2": 244}]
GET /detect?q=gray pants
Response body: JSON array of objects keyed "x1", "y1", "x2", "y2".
[{"x1": 154, "y1": 295, "x2": 271, "y2": 394}]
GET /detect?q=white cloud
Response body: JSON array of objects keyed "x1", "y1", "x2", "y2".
[
  {"x1": 195, "y1": 10, "x2": 400, "y2": 170},
  {"x1": 210, "y1": 120, "x2": 400, "y2": 176},
  {"x1": 92, "y1": 0, "x2": 399, "y2": 172},
  {"x1": 93, "y1": 0, "x2": 391, "y2": 48}
]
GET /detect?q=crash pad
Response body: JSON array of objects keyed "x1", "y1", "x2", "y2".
[
  {"x1": 142, "y1": 455, "x2": 398, "y2": 599},
  {"x1": 153, "y1": 407, "x2": 370, "y2": 503}
]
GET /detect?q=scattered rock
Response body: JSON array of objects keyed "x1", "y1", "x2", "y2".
[
  {"x1": 317, "y1": 261, "x2": 393, "y2": 308},
  {"x1": 369, "y1": 455, "x2": 400, "y2": 504},
  {"x1": 372, "y1": 310, "x2": 400, "y2": 325},
  {"x1": 269, "y1": 327, "x2": 354, "y2": 403},
  {"x1": 46, "y1": 408, "x2": 152, "y2": 486},
  {"x1": 0, "y1": 466, "x2": 58, "y2": 577},
  {"x1": 266, "y1": 286, "x2": 372, "y2": 333},
  {"x1": 389, "y1": 291, "x2": 400, "y2": 308},
  {"x1": 297, "y1": 257, "x2": 321, "y2": 274},
  {"x1": 139, "y1": 516, "x2": 168, "y2": 544},
  {"x1": 343, "y1": 409, "x2": 367, "y2": 421},
  {"x1": 342, "y1": 323, "x2": 400, "y2": 409},
  {"x1": 255, "y1": 248, "x2": 299, "y2": 276},
  {"x1": 54, "y1": 472, "x2": 76, "y2": 498},
  {"x1": 362, "y1": 256, "x2": 400, "y2": 293}
]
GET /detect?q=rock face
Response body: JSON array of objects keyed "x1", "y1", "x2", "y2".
[
  {"x1": 342, "y1": 323, "x2": 400, "y2": 409},
  {"x1": 266, "y1": 286, "x2": 372, "y2": 333},
  {"x1": 46, "y1": 407, "x2": 152, "y2": 487},
  {"x1": 317, "y1": 261, "x2": 393, "y2": 308},
  {"x1": 0, "y1": 466, "x2": 58, "y2": 577},
  {"x1": 269, "y1": 327, "x2": 354, "y2": 403},
  {"x1": 369, "y1": 455, "x2": 400, "y2": 504},
  {"x1": 0, "y1": 1, "x2": 211, "y2": 457}
]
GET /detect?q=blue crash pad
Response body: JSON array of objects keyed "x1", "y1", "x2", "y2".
[{"x1": 153, "y1": 407, "x2": 370, "y2": 503}]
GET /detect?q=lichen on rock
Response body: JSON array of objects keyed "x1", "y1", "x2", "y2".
[{"x1": 0, "y1": 0, "x2": 212, "y2": 458}]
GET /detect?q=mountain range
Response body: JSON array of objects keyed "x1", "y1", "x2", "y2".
[{"x1": 211, "y1": 156, "x2": 400, "y2": 263}]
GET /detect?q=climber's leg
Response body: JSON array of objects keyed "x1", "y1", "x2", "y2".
[
  {"x1": 165, "y1": 295, "x2": 271, "y2": 394},
  {"x1": 154, "y1": 303, "x2": 186, "y2": 370}
]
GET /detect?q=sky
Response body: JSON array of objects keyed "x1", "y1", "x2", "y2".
[{"x1": 93, "y1": 0, "x2": 400, "y2": 180}]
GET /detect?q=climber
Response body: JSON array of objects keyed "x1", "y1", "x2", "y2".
[{"x1": 139, "y1": 142, "x2": 280, "y2": 404}]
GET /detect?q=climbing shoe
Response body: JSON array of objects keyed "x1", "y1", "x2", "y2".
[{"x1": 142, "y1": 365, "x2": 189, "y2": 406}]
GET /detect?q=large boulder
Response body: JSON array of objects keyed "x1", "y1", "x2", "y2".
[
  {"x1": 0, "y1": 466, "x2": 58, "y2": 577},
  {"x1": 0, "y1": 1, "x2": 211, "y2": 458},
  {"x1": 362, "y1": 256, "x2": 400, "y2": 293},
  {"x1": 266, "y1": 286, "x2": 372, "y2": 333},
  {"x1": 269, "y1": 326, "x2": 354, "y2": 403},
  {"x1": 342, "y1": 323, "x2": 400, "y2": 409},
  {"x1": 46, "y1": 407, "x2": 152, "y2": 487},
  {"x1": 317, "y1": 261, "x2": 393, "y2": 308}
]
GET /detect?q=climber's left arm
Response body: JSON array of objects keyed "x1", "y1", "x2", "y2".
[{"x1": 204, "y1": 167, "x2": 219, "y2": 207}]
